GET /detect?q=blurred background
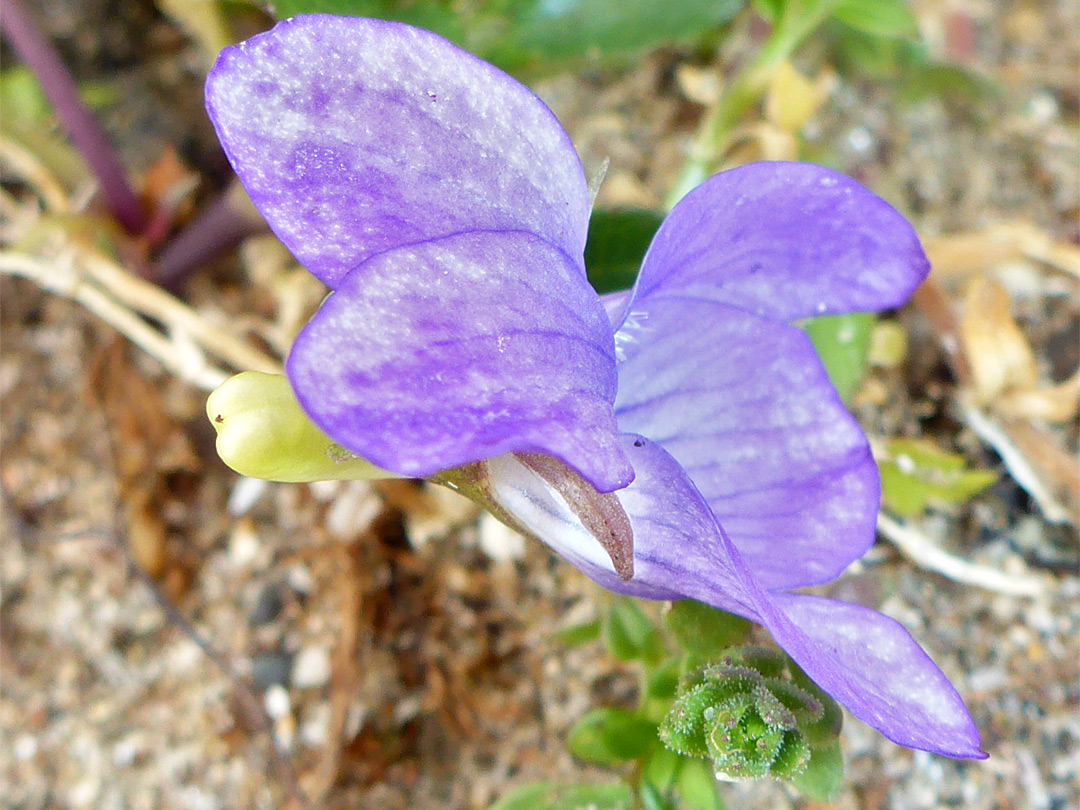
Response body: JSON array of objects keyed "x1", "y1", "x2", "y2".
[{"x1": 1, "y1": 1, "x2": 1077, "y2": 808}]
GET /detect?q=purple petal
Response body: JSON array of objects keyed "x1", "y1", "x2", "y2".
[
  {"x1": 613, "y1": 297, "x2": 878, "y2": 589},
  {"x1": 764, "y1": 593, "x2": 988, "y2": 759},
  {"x1": 205, "y1": 15, "x2": 590, "y2": 288},
  {"x1": 487, "y1": 434, "x2": 982, "y2": 758},
  {"x1": 623, "y1": 162, "x2": 929, "y2": 324},
  {"x1": 287, "y1": 231, "x2": 632, "y2": 492}
]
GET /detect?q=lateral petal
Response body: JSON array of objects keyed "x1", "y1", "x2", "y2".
[
  {"x1": 206, "y1": 15, "x2": 590, "y2": 288},
  {"x1": 287, "y1": 231, "x2": 632, "y2": 492},
  {"x1": 623, "y1": 162, "x2": 929, "y2": 324},
  {"x1": 613, "y1": 297, "x2": 878, "y2": 589}
]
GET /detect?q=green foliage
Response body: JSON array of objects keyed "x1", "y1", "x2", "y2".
[
  {"x1": 663, "y1": 600, "x2": 752, "y2": 659},
  {"x1": 489, "y1": 781, "x2": 634, "y2": 810},
  {"x1": 826, "y1": 24, "x2": 1000, "y2": 109},
  {"x1": 567, "y1": 707, "x2": 658, "y2": 764},
  {"x1": 831, "y1": 0, "x2": 917, "y2": 39},
  {"x1": 602, "y1": 597, "x2": 663, "y2": 662},
  {"x1": 674, "y1": 758, "x2": 725, "y2": 810},
  {"x1": 879, "y1": 437, "x2": 998, "y2": 517},
  {"x1": 660, "y1": 647, "x2": 843, "y2": 789},
  {"x1": 552, "y1": 618, "x2": 601, "y2": 647},
  {"x1": 270, "y1": 0, "x2": 465, "y2": 42},
  {"x1": 788, "y1": 740, "x2": 844, "y2": 800},
  {"x1": 269, "y1": 0, "x2": 746, "y2": 72},
  {"x1": 803, "y1": 312, "x2": 876, "y2": 404},
  {"x1": 502, "y1": 0, "x2": 744, "y2": 64},
  {"x1": 584, "y1": 208, "x2": 663, "y2": 294}
]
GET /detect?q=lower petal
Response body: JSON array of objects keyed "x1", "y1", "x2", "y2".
[
  {"x1": 484, "y1": 434, "x2": 983, "y2": 759},
  {"x1": 762, "y1": 593, "x2": 987, "y2": 759}
]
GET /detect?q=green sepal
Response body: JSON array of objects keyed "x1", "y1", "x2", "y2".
[
  {"x1": 567, "y1": 708, "x2": 657, "y2": 764},
  {"x1": 787, "y1": 740, "x2": 844, "y2": 800},
  {"x1": 662, "y1": 600, "x2": 752, "y2": 658},
  {"x1": 602, "y1": 597, "x2": 663, "y2": 663}
]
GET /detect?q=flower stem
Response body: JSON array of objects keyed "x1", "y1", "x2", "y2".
[
  {"x1": 153, "y1": 181, "x2": 267, "y2": 290},
  {"x1": 664, "y1": 1, "x2": 838, "y2": 209},
  {"x1": 0, "y1": 0, "x2": 147, "y2": 234}
]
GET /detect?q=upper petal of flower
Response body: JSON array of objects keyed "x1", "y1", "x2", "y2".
[
  {"x1": 288, "y1": 231, "x2": 633, "y2": 492},
  {"x1": 620, "y1": 162, "x2": 930, "y2": 325},
  {"x1": 486, "y1": 434, "x2": 983, "y2": 759},
  {"x1": 613, "y1": 296, "x2": 879, "y2": 589},
  {"x1": 205, "y1": 15, "x2": 591, "y2": 288}
]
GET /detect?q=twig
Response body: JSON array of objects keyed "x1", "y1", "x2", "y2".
[
  {"x1": 154, "y1": 182, "x2": 269, "y2": 289},
  {"x1": 0, "y1": 136, "x2": 70, "y2": 213},
  {"x1": 0, "y1": 0, "x2": 146, "y2": 234},
  {"x1": 0, "y1": 248, "x2": 280, "y2": 390},
  {"x1": 960, "y1": 405, "x2": 1072, "y2": 525},
  {"x1": 65, "y1": 352, "x2": 315, "y2": 810},
  {"x1": 117, "y1": 546, "x2": 314, "y2": 810},
  {"x1": 308, "y1": 540, "x2": 365, "y2": 803},
  {"x1": 877, "y1": 513, "x2": 1045, "y2": 598}
]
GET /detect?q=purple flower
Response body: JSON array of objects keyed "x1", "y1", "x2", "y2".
[{"x1": 206, "y1": 15, "x2": 985, "y2": 759}]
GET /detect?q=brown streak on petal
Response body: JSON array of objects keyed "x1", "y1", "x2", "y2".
[{"x1": 516, "y1": 452, "x2": 635, "y2": 581}]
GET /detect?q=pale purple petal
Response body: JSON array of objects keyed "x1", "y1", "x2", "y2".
[
  {"x1": 613, "y1": 297, "x2": 878, "y2": 589},
  {"x1": 764, "y1": 593, "x2": 987, "y2": 759},
  {"x1": 623, "y1": 162, "x2": 929, "y2": 324},
  {"x1": 206, "y1": 15, "x2": 590, "y2": 288},
  {"x1": 488, "y1": 434, "x2": 983, "y2": 758},
  {"x1": 287, "y1": 231, "x2": 632, "y2": 492}
]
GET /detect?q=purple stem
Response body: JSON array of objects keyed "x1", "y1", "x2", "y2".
[
  {"x1": 154, "y1": 186, "x2": 268, "y2": 290},
  {"x1": 1, "y1": 0, "x2": 147, "y2": 234}
]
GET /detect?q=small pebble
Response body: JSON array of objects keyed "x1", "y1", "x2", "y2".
[
  {"x1": 228, "y1": 521, "x2": 261, "y2": 567},
  {"x1": 264, "y1": 685, "x2": 291, "y2": 720},
  {"x1": 477, "y1": 513, "x2": 526, "y2": 563},
  {"x1": 250, "y1": 583, "x2": 285, "y2": 625},
  {"x1": 251, "y1": 650, "x2": 292, "y2": 689},
  {"x1": 292, "y1": 646, "x2": 332, "y2": 689}
]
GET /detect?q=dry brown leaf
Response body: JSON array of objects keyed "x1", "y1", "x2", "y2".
[
  {"x1": 958, "y1": 277, "x2": 1038, "y2": 405},
  {"x1": 997, "y1": 370, "x2": 1080, "y2": 423},
  {"x1": 765, "y1": 61, "x2": 833, "y2": 133},
  {"x1": 926, "y1": 221, "x2": 1080, "y2": 281}
]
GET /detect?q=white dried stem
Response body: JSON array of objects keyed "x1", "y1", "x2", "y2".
[
  {"x1": 961, "y1": 404, "x2": 1071, "y2": 524},
  {"x1": 877, "y1": 513, "x2": 1044, "y2": 598},
  {"x1": 0, "y1": 136, "x2": 70, "y2": 214}
]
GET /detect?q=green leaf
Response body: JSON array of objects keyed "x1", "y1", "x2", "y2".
[
  {"x1": 674, "y1": 758, "x2": 725, "y2": 810},
  {"x1": 662, "y1": 600, "x2": 752, "y2": 658},
  {"x1": 583, "y1": 208, "x2": 663, "y2": 294},
  {"x1": 897, "y1": 61, "x2": 1002, "y2": 107},
  {"x1": 602, "y1": 597, "x2": 663, "y2": 662},
  {"x1": 786, "y1": 740, "x2": 843, "y2": 800},
  {"x1": 553, "y1": 618, "x2": 601, "y2": 647},
  {"x1": 803, "y1": 312, "x2": 875, "y2": 403},
  {"x1": 504, "y1": 0, "x2": 745, "y2": 64},
  {"x1": 567, "y1": 708, "x2": 658, "y2": 764},
  {"x1": 879, "y1": 438, "x2": 998, "y2": 517},
  {"x1": 751, "y1": 0, "x2": 784, "y2": 23},
  {"x1": 642, "y1": 658, "x2": 683, "y2": 723},
  {"x1": 831, "y1": 0, "x2": 918, "y2": 39},
  {"x1": 269, "y1": 0, "x2": 465, "y2": 43},
  {"x1": 489, "y1": 781, "x2": 634, "y2": 810},
  {"x1": 641, "y1": 744, "x2": 682, "y2": 794}
]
